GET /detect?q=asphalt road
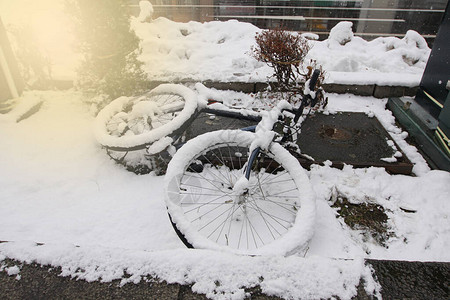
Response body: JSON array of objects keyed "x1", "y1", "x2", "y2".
[{"x1": 1, "y1": 257, "x2": 448, "y2": 299}]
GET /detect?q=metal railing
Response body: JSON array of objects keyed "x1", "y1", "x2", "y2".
[{"x1": 128, "y1": 1, "x2": 446, "y2": 43}]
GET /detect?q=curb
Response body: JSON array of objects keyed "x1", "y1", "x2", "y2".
[
  {"x1": 1, "y1": 254, "x2": 449, "y2": 299},
  {"x1": 43, "y1": 80, "x2": 418, "y2": 99}
]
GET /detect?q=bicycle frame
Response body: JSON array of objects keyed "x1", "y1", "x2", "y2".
[{"x1": 238, "y1": 69, "x2": 323, "y2": 183}]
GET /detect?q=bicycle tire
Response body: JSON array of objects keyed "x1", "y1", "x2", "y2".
[
  {"x1": 164, "y1": 130, "x2": 316, "y2": 256},
  {"x1": 94, "y1": 84, "x2": 197, "y2": 151}
]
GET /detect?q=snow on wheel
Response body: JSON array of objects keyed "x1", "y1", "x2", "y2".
[
  {"x1": 94, "y1": 84, "x2": 197, "y2": 151},
  {"x1": 164, "y1": 130, "x2": 316, "y2": 256}
]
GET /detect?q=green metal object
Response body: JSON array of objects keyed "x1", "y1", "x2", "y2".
[
  {"x1": 436, "y1": 85, "x2": 450, "y2": 156},
  {"x1": 387, "y1": 97, "x2": 450, "y2": 172}
]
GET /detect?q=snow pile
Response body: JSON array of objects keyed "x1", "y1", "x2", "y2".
[
  {"x1": 132, "y1": 18, "x2": 430, "y2": 86},
  {"x1": 131, "y1": 18, "x2": 263, "y2": 82},
  {"x1": 0, "y1": 242, "x2": 379, "y2": 299},
  {"x1": 308, "y1": 165, "x2": 450, "y2": 261},
  {"x1": 327, "y1": 21, "x2": 354, "y2": 47},
  {"x1": 312, "y1": 28, "x2": 430, "y2": 86},
  {"x1": 137, "y1": 0, "x2": 153, "y2": 22}
]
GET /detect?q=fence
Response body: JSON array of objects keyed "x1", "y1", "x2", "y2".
[{"x1": 128, "y1": 0, "x2": 447, "y2": 46}]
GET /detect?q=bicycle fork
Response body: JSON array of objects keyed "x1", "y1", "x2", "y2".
[{"x1": 231, "y1": 147, "x2": 261, "y2": 207}]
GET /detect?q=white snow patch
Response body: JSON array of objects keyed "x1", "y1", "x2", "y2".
[
  {"x1": 131, "y1": 19, "x2": 429, "y2": 86},
  {"x1": 94, "y1": 84, "x2": 197, "y2": 149},
  {"x1": 6, "y1": 265, "x2": 20, "y2": 276},
  {"x1": 137, "y1": 1, "x2": 153, "y2": 22},
  {"x1": 0, "y1": 242, "x2": 379, "y2": 300},
  {"x1": 328, "y1": 21, "x2": 354, "y2": 47}
]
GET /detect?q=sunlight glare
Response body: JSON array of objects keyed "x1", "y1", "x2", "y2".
[{"x1": 0, "y1": 0, "x2": 79, "y2": 79}]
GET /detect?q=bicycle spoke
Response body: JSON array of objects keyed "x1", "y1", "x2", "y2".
[
  {"x1": 258, "y1": 176, "x2": 296, "y2": 186},
  {"x1": 215, "y1": 202, "x2": 239, "y2": 243},
  {"x1": 251, "y1": 189, "x2": 298, "y2": 215},
  {"x1": 258, "y1": 164, "x2": 285, "y2": 185},
  {"x1": 252, "y1": 172, "x2": 299, "y2": 216},
  {"x1": 247, "y1": 199, "x2": 286, "y2": 237},
  {"x1": 181, "y1": 173, "x2": 228, "y2": 196},
  {"x1": 182, "y1": 172, "x2": 234, "y2": 187},
  {"x1": 208, "y1": 204, "x2": 239, "y2": 242},
  {"x1": 168, "y1": 131, "x2": 314, "y2": 253},
  {"x1": 182, "y1": 165, "x2": 231, "y2": 195},
  {"x1": 182, "y1": 193, "x2": 232, "y2": 214},
  {"x1": 252, "y1": 196, "x2": 299, "y2": 206},
  {"x1": 193, "y1": 151, "x2": 232, "y2": 185},
  {"x1": 265, "y1": 187, "x2": 299, "y2": 198},
  {"x1": 247, "y1": 197, "x2": 292, "y2": 230},
  {"x1": 211, "y1": 147, "x2": 237, "y2": 185},
  {"x1": 179, "y1": 182, "x2": 233, "y2": 194},
  {"x1": 237, "y1": 209, "x2": 245, "y2": 249},
  {"x1": 198, "y1": 202, "x2": 239, "y2": 231},
  {"x1": 243, "y1": 207, "x2": 265, "y2": 248},
  {"x1": 190, "y1": 199, "x2": 230, "y2": 223},
  {"x1": 159, "y1": 101, "x2": 185, "y2": 114}
]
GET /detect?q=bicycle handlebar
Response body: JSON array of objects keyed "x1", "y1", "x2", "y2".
[
  {"x1": 292, "y1": 69, "x2": 321, "y2": 123},
  {"x1": 309, "y1": 69, "x2": 321, "y2": 91}
]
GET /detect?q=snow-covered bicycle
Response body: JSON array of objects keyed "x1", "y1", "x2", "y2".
[
  {"x1": 94, "y1": 84, "x2": 197, "y2": 150},
  {"x1": 95, "y1": 70, "x2": 324, "y2": 255},
  {"x1": 94, "y1": 83, "x2": 261, "y2": 173},
  {"x1": 164, "y1": 70, "x2": 325, "y2": 256}
]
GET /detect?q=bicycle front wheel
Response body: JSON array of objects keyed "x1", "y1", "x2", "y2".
[
  {"x1": 95, "y1": 84, "x2": 197, "y2": 151},
  {"x1": 164, "y1": 130, "x2": 316, "y2": 256}
]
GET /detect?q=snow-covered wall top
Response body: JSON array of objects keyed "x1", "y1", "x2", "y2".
[{"x1": 131, "y1": 17, "x2": 430, "y2": 87}]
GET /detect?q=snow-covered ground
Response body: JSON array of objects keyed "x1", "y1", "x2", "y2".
[
  {"x1": 1, "y1": 88, "x2": 449, "y2": 299},
  {"x1": 0, "y1": 4, "x2": 448, "y2": 299}
]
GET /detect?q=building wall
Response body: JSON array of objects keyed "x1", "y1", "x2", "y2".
[{"x1": 129, "y1": 0, "x2": 447, "y2": 45}]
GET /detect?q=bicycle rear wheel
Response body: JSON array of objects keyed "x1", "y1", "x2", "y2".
[
  {"x1": 164, "y1": 130, "x2": 316, "y2": 256},
  {"x1": 95, "y1": 84, "x2": 197, "y2": 151}
]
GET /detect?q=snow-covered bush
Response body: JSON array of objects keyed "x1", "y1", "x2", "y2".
[
  {"x1": 250, "y1": 28, "x2": 327, "y2": 108},
  {"x1": 251, "y1": 28, "x2": 310, "y2": 89}
]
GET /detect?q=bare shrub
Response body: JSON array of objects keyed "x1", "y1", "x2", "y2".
[
  {"x1": 251, "y1": 28, "x2": 310, "y2": 89},
  {"x1": 251, "y1": 28, "x2": 327, "y2": 109}
]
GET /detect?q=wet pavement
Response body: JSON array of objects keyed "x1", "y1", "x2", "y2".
[
  {"x1": 367, "y1": 259, "x2": 449, "y2": 299},
  {"x1": 295, "y1": 112, "x2": 413, "y2": 174},
  {"x1": 186, "y1": 110, "x2": 413, "y2": 175},
  {"x1": 1, "y1": 257, "x2": 448, "y2": 299}
]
